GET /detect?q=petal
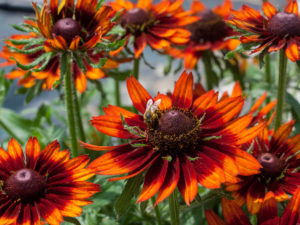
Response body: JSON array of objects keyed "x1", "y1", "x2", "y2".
[
  {"x1": 127, "y1": 76, "x2": 152, "y2": 114},
  {"x1": 257, "y1": 195, "x2": 279, "y2": 225},
  {"x1": 246, "y1": 180, "x2": 265, "y2": 214},
  {"x1": 285, "y1": 0, "x2": 298, "y2": 14},
  {"x1": 194, "y1": 153, "x2": 225, "y2": 189},
  {"x1": 262, "y1": 1, "x2": 277, "y2": 19},
  {"x1": 74, "y1": 64, "x2": 87, "y2": 93},
  {"x1": 172, "y1": 71, "x2": 193, "y2": 109},
  {"x1": 7, "y1": 138, "x2": 25, "y2": 170},
  {"x1": 205, "y1": 210, "x2": 226, "y2": 225},
  {"x1": 285, "y1": 39, "x2": 299, "y2": 62},
  {"x1": 37, "y1": 199, "x2": 63, "y2": 225},
  {"x1": 177, "y1": 156, "x2": 198, "y2": 205},
  {"x1": 155, "y1": 157, "x2": 180, "y2": 205},
  {"x1": 134, "y1": 33, "x2": 147, "y2": 58},
  {"x1": 25, "y1": 137, "x2": 41, "y2": 170},
  {"x1": 137, "y1": 157, "x2": 168, "y2": 202},
  {"x1": 222, "y1": 198, "x2": 252, "y2": 225},
  {"x1": 280, "y1": 188, "x2": 300, "y2": 225}
]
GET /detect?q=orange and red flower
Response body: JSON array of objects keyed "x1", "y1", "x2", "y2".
[
  {"x1": 230, "y1": 0, "x2": 300, "y2": 62},
  {"x1": 167, "y1": 0, "x2": 240, "y2": 69},
  {"x1": 0, "y1": 137, "x2": 99, "y2": 225},
  {"x1": 110, "y1": 0, "x2": 198, "y2": 58},
  {"x1": 226, "y1": 121, "x2": 300, "y2": 215},
  {"x1": 0, "y1": 0, "x2": 120, "y2": 92},
  {"x1": 205, "y1": 189, "x2": 300, "y2": 225},
  {"x1": 82, "y1": 71, "x2": 268, "y2": 205}
]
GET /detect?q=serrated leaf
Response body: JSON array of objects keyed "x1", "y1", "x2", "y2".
[
  {"x1": 7, "y1": 45, "x2": 43, "y2": 55},
  {"x1": 73, "y1": 52, "x2": 87, "y2": 73},
  {"x1": 95, "y1": 38, "x2": 126, "y2": 51},
  {"x1": 6, "y1": 37, "x2": 44, "y2": 46},
  {"x1": 114, "y1": 174, "x2": 144, "y2": 218},
  {"x1": 32, "y1": 52, "x2": 54, "y2": 72},
  {"x1": 13, "y1": 52, "x2": 53, "y2": 71}
]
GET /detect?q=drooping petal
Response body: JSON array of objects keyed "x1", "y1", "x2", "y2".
[
  {"x1": 137, "y1": 157, "x2": 168, "y2": 202},
  {"x1": 205, "y1": 210, "x2": 227, "y2": 225},
  {"x1": 280, "y1": 188, "x2": 300, "y2": 225},
  {"x1": 222, "y1": 198, "x2": 251, "y2": 225},
  {"x1": 257, "y1": 194, "x2": 279, "y2": 225},
  {"x1": 246, "y1": 180, "x2": 265, "y2": 214}
]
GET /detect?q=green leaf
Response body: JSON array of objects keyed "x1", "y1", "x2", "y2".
[
  {"x1": 13, "y1": 52, "x2": 53, "y2": 71},
  {"x1": 6, "y1": 37, "x2": 44, "y2": 46},
  {"x1": 73, "y1": 52, "x2": 87, "y2": 73},
  {"x1": 164, "y1": 56, "x2": 173, "y2": 75},
  {"x1": 224, "y1": 42, "x2": 257, "y2": 60},
  {"x1": 114, "y1": 174, "x2": 144, "y2": 218},
  {"x1": 7, "y1": 45, "x2": 43, "y2": 55},
  {"x1": 88, "y1": 58, "x2": 107, "y2": 69},
  {"x1": 11, "y1": 24, "x2": 32, "y2": 33},
  {"x1": 32, "y1": 52, "x2": 55, "y2": 72},
  {"x1": 0, "y1": 70, "x2": 12, "y2": 106},
  {"x1": 95, "y1": 38, "x2": 126, "y2": 51}
]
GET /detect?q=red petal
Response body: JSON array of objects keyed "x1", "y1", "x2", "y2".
[
  {"x1": 155, "y1": 157, "x2": 180, "y2": 205},
  {"x1": 262, "y1": 1, "x2": 277, "y2": 19},
  {"x1": 137, "y1": 157, "x2": 168, "y2": 202},
  {"x1": 205, "y1": 210, "x2": 226, "y2": 225},
  {"x1": 280, "y1": 188, "x2": 300, "y2": 225},
  {"x1": 37, "y1": 199, "x2": 63, "y2": 225},
  {"x1": 127, "y1": 76, "x2": 152, "y2": 114},
  {"x1": 222, "y1": 198, "x2": 251, "y2": 225},
  {"x1": 25, "y1": 137, "x2": 41, "y2": 170},
  {"x1": 134, "y1": 33, "x2": 147, "y2": 58},
  {"x1": 7, "y1": 138, "x2": 24, "y2": 170},
  {"x1": 177, "y1": 156, "x2": 198, "y2": 205},
  {"x1": 285, "y1": 0, "x2": 298, "y2": 14},
  {"x1": 246, "y1": 180, "x2": 265, "y2": 214},
  {"x1": 285, "y1": 39, "x2": 299, "y2": 62},
  {"x1": 257, "y1": 194, "x2": 279, "y2": 225},
  {"x1": 172, "y1": 71, "x2": 193, "y2": 109}
]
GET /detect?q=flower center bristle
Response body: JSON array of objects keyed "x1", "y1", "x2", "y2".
[
  {"x1": 267, "y1": 12, "x2": 300, "y2": 36},
  {"x1": 257, "y1": 153, "x2": 282, "y2": 177},
  {"x1": 146, "y1": 108, "x2": 201, "y2": 155},
  {"x1": 188, "y1": 9, "x2": 228, "y2": 43},
  {"x1": 51, "y1": 18, "x2": 82, "y2": 45},
  {"x1": 4, "y1": 168, "x2": 46, "y2": 201}
]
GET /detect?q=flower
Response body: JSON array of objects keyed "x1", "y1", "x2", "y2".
[
  {"x1": 230, "y1": 0, "x2": 300, "y2": 62},
  {"x1": 110, "y1": 0, "x2": 198, "y2": 58},
  {"x1": 167, "y1": 0, "x2": 240, "y2": 69},
  {"x1": 82, "y1": 71, "x2": 266, "y2": 205},
  {"x1": 205, "y1": 189, "x2": 300, "y2": 225},
  {"x1": 0, "y1": 1, "x2": 120, "y2": 92},
  {"x1": 0, "y1": 137, "x2": 99, "y2": 224},
  {"x1": 226, "y1": 120, "x2": 300, "y2": 215}
]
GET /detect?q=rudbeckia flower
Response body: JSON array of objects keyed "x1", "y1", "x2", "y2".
[
  {"x1": 205, "y1": 189, "x2": 300, "y2": 225},
  {"x1": 226, "y1": 120, "x2": 300, "y2": 214},
  {"x1": 230, "y1": 0, "x2": 300, "y2": 62},
  {"x1": 110, "y1": 0, "x2": 198, "y2": 58},
  {"x1": 0, "y1": 137, "x2": 99, "y2": 225},
  {"x1": 82, "y1": 71, "x2": 266, "y2": 205},
  {"x1": 167, "y1": 0, "x2": 240, "y2": 69},
  {"x1": 0, "y1": 0, "x2": 119, "y2": 92}
]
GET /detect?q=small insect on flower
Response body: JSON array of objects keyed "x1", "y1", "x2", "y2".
[{"x1": 144, "y1": 98, "x2": 161, "y2": 124}]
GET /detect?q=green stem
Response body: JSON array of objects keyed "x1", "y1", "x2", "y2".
[
  {"x1": 203, "y1": 52, "x2": 213, "y2": 90},
  {"x1": 114, "y1": 78, "x2": 121, "y2": 106},
  {"x1": 64, "y1": 52, "x2": 78, "y2": 157},
  {"x1": 168, "y1": 191, "x2": 180, "y2": 225},
  {"x1": 0, "y1": 120, "x2": 24, "y2": 145},
  {"x1": 73, "y1": 90, "x2": 86, "y2": 143},
  {"x1": 151, "y1": 197, "x2": 162, "y2": 225},
  {"x1": 274, "y1": 49, "x2": 287, "y2": 131},
  {"x1": 133, "y1": 58, "x2": 140, "y2": 80},
  {"x1": 265, "y1": 54, "x2": 271, "y2": 104}
]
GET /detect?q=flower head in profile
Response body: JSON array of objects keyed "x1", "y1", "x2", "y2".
[
  {"x1": 0, "y1": 137, "x2": 99, "y2": 225},
  {"x1": 226, "y1": 121, "x2": 300, "y2": 214},
  {"x1": 167, "y1": 0, "x2": 240, "y2": 69},
  {"x1": 110, "y1": 0, "x2": 198, "y2": 58},
  {"x1": 230, "y1": 0, "x2": 300, "y2": 61},
  {"x1": 0, "y1": 0, "x2": 120, "y2": 92},
  {"x1": 205, "y1": 189, "x2": 300, "y2": 225},
  {"x1": 82, "y1": 71, "x2": 267, "y2": 205}
]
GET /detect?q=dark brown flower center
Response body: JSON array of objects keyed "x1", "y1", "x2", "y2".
[
  {"x1": 146, "y1": 108, "x2": 201, "y2": 155},
  {"x1": 121, "y1": 8, "x2": 151, "y2": 27},
  {"x1": 188, "y1": 9, "x2": 228, "y2": 43},
  {"x1": 4, "y1": 169, "x2": 46, "y2": 201},
  {"x1": 52, "y1": 18, "x2": 82, "y2": 45},
  {"x1": 267, "y1": 12, "x2": 300, "y2": 36},
  {"x1": 257, "y1": 153, "x2": 282, "y2": 177}
]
